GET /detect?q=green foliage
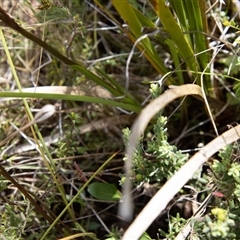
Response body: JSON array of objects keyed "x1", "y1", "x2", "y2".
[
  {"x1": 56, "y1": 111, "x2": 87, "y2": 158},
  {"x1": 122, "y1": 115, "x2": 188, "y2": 185},
  {"x1": 0, "y1": 204, "x2": 21, "y2": 239},
  {"x1": 210, "y1": 145, "x2": 238, "y2": 199},
  {"x1": 159, "y1": 213, "x2": 187, "y2": 240},
  {"x1": 193, "y1": 144, "x2": 240, "y2": 239},
  {"x1": 122, "y1": 120, "x2": 240, "y2": 239},
  {"x1": 221, "y1": 18, "x2": 240, "y2": 99},
  {"x1": 106, "y1": 229, "x2": 151, "y2": 240},
  {"x1": 139, "y1": 232, "x2": 152, "y2": 240},
  {"x1": 199, "y1": 210, "x2": 236, "y2": 239},
  {"x1": 111, "y1": 0, "x2": 210, "y2": 86},
  {"x1": 105, "y1": 226, "x2": 122, "y2": 240},
  {"x1": 1, "y1": 1, "x2": 240, "y2": 239},
  {"x1": 87, "y1": 182, "x2": 121, "y2": 201}
]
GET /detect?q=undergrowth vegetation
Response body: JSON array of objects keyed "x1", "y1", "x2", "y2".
[{"x1": 0, "y1": 0, "x2": 240, "y2": 239}]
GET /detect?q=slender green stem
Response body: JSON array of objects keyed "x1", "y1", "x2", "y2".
[
  {"x1": 0, "y1": 25, "x2": 76, "y2": 226},
  {"x1": 40, "y1": 151, "x2": 119, "y2": 240}
]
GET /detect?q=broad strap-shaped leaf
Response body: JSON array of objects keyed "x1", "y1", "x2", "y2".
[
  {"x1": 111, "y1": 0, "x2": 170, "y2": 77},
  {"x1": 150, "y1": 0, "x2": 198, "y2": 73}
]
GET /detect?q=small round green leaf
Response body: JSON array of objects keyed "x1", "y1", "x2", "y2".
[{"x1": 87, "y1": 182, "x2": 121, "y2": 201}]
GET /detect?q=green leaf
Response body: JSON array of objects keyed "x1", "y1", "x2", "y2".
[
  {"x1": 234, "y1": 83, "x2": 240, "y2": 98},
  {"x1": 139, "y1": 232, "x2": 152, "y2": 240},
  {"x1": 151, "y1": 0, "x2": 196, "y2": 71},
  {"x1": 0, "y1": 91, "x2": 142, "y2": 113},
  {"x1": 87, "y1": 182, "x2": 121, "y2": 201},
  {"x1": 112, "y1": 0, "x2": 171, "y2": 79}
]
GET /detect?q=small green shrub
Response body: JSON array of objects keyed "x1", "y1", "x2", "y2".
[{"x1": 193, "y1": 143, "x2": 240, "y2": 239}]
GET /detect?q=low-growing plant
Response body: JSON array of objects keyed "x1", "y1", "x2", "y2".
[
  {"x1": 193, "y1": 144, "x2": 240, "y2": 239},
  {"x1": 122, "y1": 115, "x2": 188, "y2": 186}
]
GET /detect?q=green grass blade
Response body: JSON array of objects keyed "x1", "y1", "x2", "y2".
[
  {"x1": 150, "y1": 0, "x2": 198, "y2": 73},
  {"x1": 111, "y1": 0, "x2": 170, "y2": 77},
  {"x1": 168, "y1": 0, "x2": 210, "y2": 87},
  {"x1": 0, "y1": 26, "x2": 76, "y2": 226},
  {"x1": 183, "y1": 0, "x2": 209, "y2": 69},
  {"x1": 0, "y1": 92, "x2": 142, "y2": 113},
  {"x1": 0, "y1": 7, "x2": 140, "y2": 104},
  {"x1": 167, "y1": 39, "x2": 184, "y2": 85},
  {"x1": 40, "y1": 152, "x2": 119, "y2": 240}
]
